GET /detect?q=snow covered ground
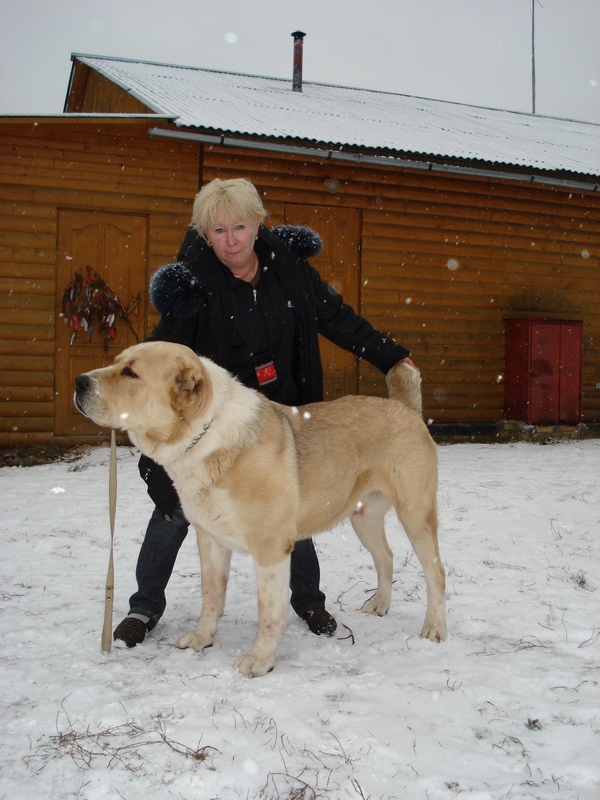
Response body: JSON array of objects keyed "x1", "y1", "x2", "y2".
[{"x1": 1, "y1": 440, "x2": 598, "y2": 800}]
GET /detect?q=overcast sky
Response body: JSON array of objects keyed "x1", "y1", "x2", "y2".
[{"x1": 1, "y1": 0, "x2": 598, "y2": 124}]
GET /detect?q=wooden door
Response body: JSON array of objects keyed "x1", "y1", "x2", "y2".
[
  {"x1": 55, "y1": 209, "x2": 148, "y2": 436},
  {"x1": 284, "y1": 205, "x2": 361, "y2": 399}
]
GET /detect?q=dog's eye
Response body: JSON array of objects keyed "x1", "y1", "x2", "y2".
[{"x1": 121, "y1": 366, "x2": 138, "y2": 379}]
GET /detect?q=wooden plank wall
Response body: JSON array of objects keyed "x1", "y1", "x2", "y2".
[
  {"x1": 0, "y1": 123, "x2": 597, "y2": 443},
  {"x1": 66, "y1": 67, "x2": 153, "y2": 114},
  {"x1": 200, "y1": 145, "x2": 600, "y2": 424},
  {"x1": 0, "y1": 120, "x2": 199, "y2": 445}
]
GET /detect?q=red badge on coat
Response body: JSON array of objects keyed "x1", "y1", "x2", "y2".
[{"x1": 255, "y1": 361, "x2": 277, "y2": 386}]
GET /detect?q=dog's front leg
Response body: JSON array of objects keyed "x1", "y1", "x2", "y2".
[
  {"x1": 176, "y1": 527, "x2": 231, "y2": 652},
  {"x1": 234, "y1": 555, "x2": 291, "y2": 678}
]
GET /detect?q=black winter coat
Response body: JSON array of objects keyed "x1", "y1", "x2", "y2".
[{"x1": 139, "y1": 224, "x2": 410, "y2": 517}]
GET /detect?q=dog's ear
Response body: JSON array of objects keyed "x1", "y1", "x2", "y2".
[
  {"x1": 175, "y1": 365, "x2": 199, "y2": 396},
  {"x1": 171, "y1": 361, "x2": 211, "y2": 418}
]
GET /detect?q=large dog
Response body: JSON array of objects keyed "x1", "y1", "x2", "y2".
[{"x1": 75, "y1": 341, "x2": 445, "y2": 676}]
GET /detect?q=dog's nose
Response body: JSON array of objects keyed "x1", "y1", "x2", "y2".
[{"x1": 75, "y1": 374, "x2": 90, "y2": 394}]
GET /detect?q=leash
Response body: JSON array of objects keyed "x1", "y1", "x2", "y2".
[{"x1": 101, "y1": 429, "x2": 117, "y2": 652}]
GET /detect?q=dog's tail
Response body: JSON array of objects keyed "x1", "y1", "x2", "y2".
[{"x1": 386, "y1": 360, "x2": 423, "y2": 416}]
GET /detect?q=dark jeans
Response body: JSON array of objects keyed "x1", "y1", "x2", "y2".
[{"x1": 129, "y1": 505, "x2": 326, "y2": 624}]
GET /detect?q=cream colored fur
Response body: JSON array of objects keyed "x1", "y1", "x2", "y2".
[{"x1": 75, "y1": 342, "x2": 446, "y2": 677}]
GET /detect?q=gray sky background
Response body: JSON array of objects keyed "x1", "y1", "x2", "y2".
[{"x1": 1, "y1": 0, "x2": 598, "y2": 124}]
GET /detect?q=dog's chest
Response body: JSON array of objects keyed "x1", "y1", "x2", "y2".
[{"x1": 178, "y1": 478, "x2": 248, "y2": 553}]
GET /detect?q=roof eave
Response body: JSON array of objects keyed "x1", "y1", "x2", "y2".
[{"x1": 148, "y1": 125, "x2": 600, "y2": 189}]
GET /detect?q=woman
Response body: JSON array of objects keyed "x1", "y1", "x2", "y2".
[{"x1": 114, "y1": 178, "x2": 411, "y2": 648}]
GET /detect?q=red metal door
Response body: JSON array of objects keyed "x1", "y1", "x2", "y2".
[{"x1": 505, "y1": 318, "x2": 583, "y2": 425}]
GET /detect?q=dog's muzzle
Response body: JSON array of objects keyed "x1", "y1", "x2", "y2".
[{"x1": 74, "y1": 374, "x2": 92, "y2": 414}]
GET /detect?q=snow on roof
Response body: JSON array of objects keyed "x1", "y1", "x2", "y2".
[{"x1": 74, "y1": 55, "x2": 600, "y2": 177}]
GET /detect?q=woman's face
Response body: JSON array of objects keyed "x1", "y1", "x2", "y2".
[{"x1": 205, "y1": 218, "x2": 260, "y2": 275}]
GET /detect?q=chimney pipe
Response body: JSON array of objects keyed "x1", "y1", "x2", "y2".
[{"x1": 291, "y1": 30, "x2": 306, "y2": 92}]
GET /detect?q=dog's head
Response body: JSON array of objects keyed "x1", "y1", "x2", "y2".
[
  {"x1": 74, "y1": 342, "x2": 214, "y2": 457},
  {"x1": 385, "y1": 360, "x2": 423, "y2": 417}
]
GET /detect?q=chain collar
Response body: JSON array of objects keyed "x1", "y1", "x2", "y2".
[{"x1": 184, "y1": 418, "x2": 214, "y2": 453}]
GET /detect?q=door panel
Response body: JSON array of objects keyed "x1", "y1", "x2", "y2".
[
  {"x1": 559, "y1": 323, "x2": 582, "y2": 422},
  {"x1": 284, "y1": 205, "x2": 361, "y2": 399},
  {"x1": 530, "y1": 323, "x2": 560, "y2": 424},
  {"x1": 55, "y1": 209, "x2": 148, "y2": 436}
]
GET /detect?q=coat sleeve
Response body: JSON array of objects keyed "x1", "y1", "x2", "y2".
[
  {"x1": 147, "y1": 314, "x2": 198, "y2": 348},
  {"x1": 177, "y1": 227, "x2": 201, "y2": 263},
  {"x1": 145, "y1": 230, "x2": 208, "y2": 348},
  {"x1": 309, "y1": 263, "x2": 410, "y2": 372},
  {"x1": 138, "y1": 454, "x2": 181, "y2": 519}
]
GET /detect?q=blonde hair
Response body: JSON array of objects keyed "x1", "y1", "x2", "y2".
[{"x1": 191, "y1": 178, "x2": 267, "y2": 237}]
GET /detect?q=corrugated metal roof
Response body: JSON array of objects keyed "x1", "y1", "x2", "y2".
[{"x1": 75, "y1": 55, "x2": 600, "y2": 177}]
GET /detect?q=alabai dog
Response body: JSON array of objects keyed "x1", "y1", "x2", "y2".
[{"x1": 75, "y1": 341, "x2": 446, "y2": 677}]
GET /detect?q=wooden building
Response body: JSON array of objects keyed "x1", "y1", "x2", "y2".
[{"x1": 1, "y1": 53, "x2": 599, "y2": 445}]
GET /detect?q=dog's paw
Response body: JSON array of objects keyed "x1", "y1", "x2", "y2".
[
  {"x1": 361, "y1": 594, "x2": 390, "y2": 616},
  {"x1": 420, "y1": 620, "x2": 447, "y2": 643},
  {"x1": 175, "y1": 631, "x2": 213, "y2": 651},
  {"x1": 234, "y1": 652, "x2": 275, "y2": 678}
]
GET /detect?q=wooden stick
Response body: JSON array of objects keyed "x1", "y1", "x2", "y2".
[{"x1": 101, "y1": 429, "x2": 117, "y2": 652}]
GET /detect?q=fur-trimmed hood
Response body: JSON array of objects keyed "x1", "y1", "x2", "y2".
[
  {"x1": 150, "y1": 224, "x2": 321, "y2": 319},
  {"x1": 269, "y1": 225, "x2": 322, "y2": 258}
]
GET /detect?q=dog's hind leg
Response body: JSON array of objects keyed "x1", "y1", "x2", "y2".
[
  {"x1": 395, "y1": 499, "x2": 446, "y2": 642},
  {"x1": 176, "y1": 527, "x2": 231, "y2": 652},
  {"x1": 350, "y1": 492, "x2": 394, "y2": 616},
  {"x1": 234, "y1": 555, "x2": 291, "y2": 678}
]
